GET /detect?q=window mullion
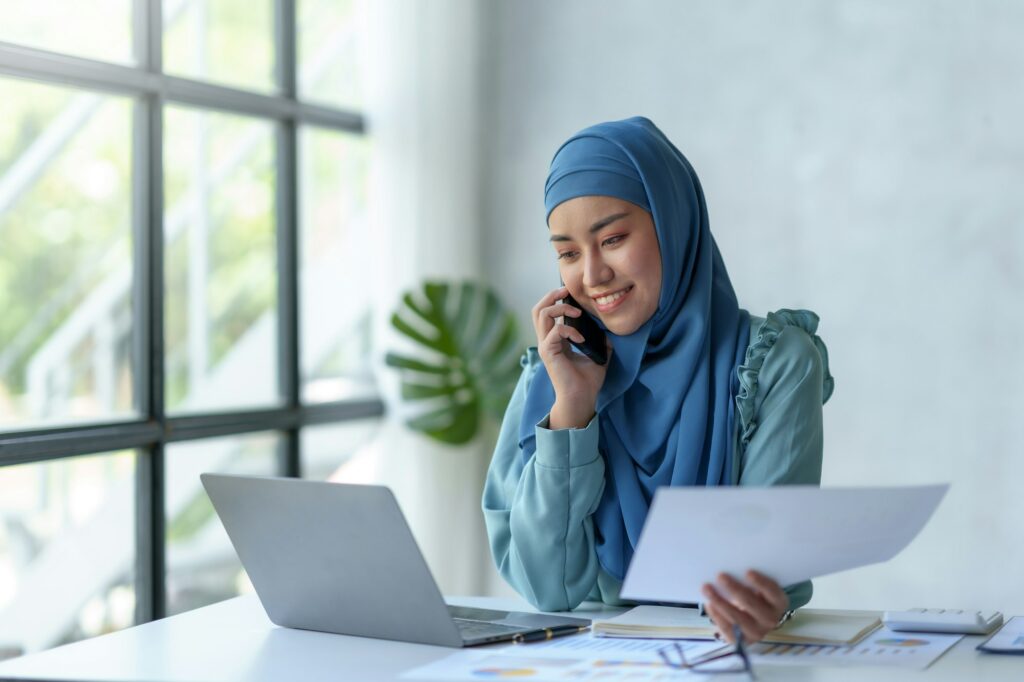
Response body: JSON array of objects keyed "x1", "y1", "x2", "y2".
[
  {"x1": 275, "y1": 0, "x2": 301, "y2": 477},
  {"x1": 276, "y1": 0, "x2": 297, "y2": 99},
  {"x1": 134, "y1": 87, "x2": 167, "y2": 623},
  {"x1": 131, "y1": 0, "x2": 165, "y2": 623},
  {"x1": 276, "y1": 119, "x2": 301, "y2": 478}
]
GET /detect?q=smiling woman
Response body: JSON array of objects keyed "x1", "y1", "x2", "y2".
[{"x1": 482, "y1": 117, "x2": 835, "y2": 645}]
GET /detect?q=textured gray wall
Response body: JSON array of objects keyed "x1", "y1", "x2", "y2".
[{"x1": 481, "y1": 0, "x2": 1024, "y2": 610}]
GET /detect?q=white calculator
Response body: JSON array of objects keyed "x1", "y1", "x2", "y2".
[{"x1": 882, "y1": 608, "x2": 1003, "y2": 635}]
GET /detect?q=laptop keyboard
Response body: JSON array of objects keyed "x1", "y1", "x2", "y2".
[{"x1": 454, "y1": 618, "x2": 527, "y2": 640}]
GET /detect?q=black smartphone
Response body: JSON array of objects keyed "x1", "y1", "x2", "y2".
[{"x1": 562, "y1": 292, "x2": 608, "y2": 365}]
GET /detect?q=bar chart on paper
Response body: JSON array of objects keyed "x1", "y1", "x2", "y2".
[{"x1": 750, "y1": 626, "x2": 962, "y2": 669}]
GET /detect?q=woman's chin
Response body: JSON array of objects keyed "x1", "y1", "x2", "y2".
[{"x1": 602, "y1": 316, "x2": 642, "y2": 336}]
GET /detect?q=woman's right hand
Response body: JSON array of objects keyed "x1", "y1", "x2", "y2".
[{"x1": 531, "y1": 286, "x2": 612, "y2": 429}]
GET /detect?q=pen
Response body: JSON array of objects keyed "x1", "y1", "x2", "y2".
[{"x1": 513, "y1": 624, "x2": 589, "y2": 644}]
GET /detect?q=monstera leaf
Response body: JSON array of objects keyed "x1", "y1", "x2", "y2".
[{"x1": 385, "y1": 281, "x2": 523, "y2": 444}]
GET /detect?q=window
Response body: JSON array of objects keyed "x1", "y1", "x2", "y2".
[
  {"x1": 298, "y1": 127, "x2": 374, "y2": 403},
  {"x1": 0, "y1": 1, "x2": 134, "y2": 65},
  {"x1": 0, "y1": 0, "x2": 379, "y2": 655},
  {"x1": 297, "y1": 0, "x2": 365, "y2": 109},
  {"x1": 163, "y1": 0, "x2": 276, "y2": 94},
  {"x1": 163, "y1": 107, "x2": 279, "y2": 413},
  {"x1": 164, "y1": 432, "x2": 279, "y2": 616},
  {"x1": 0, "y1": 79, "x2": 134, "y2": 429},
  {"x1": 300, "y1": 419, "x2": 380, "y2": 481},
  {"x1": 0, "y1": 452, "x2": 136, "y2": 653}
]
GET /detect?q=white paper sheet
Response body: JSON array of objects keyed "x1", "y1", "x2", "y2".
[
  {"x1": 402, "y1": 638, "x2": 734, "y2": 680},
  {"x1": 621, "y1": 484, "x2": 948, "y2": 604},
  {"x1": 493, "y1": 633, "x2": 725, "y2": 661}
]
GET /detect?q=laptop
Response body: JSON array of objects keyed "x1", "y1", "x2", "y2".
[{"x1": 200, "y1": 473, "x2": 590, "y2": 647}]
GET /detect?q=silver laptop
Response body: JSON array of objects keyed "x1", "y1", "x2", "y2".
[{"x1": 200, "y1": 473, "x2": 590, "y2": 647}]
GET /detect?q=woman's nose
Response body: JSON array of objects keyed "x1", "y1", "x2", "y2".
[{"x1": 583, "y1": 252, "x2": 613, "y2": 288}]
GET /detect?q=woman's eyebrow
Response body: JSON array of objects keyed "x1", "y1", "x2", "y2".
[{"x1": 549, "y1": 212, "x2": 630, "y2": 242}]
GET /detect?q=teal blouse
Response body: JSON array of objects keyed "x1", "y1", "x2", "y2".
[{"x1": 482, "y1": 309, "x2": 834, "y2": 613}]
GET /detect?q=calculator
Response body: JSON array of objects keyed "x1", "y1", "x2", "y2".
[{"x1": 882, "y1": 608, "x2": 1004, "y2": 635}]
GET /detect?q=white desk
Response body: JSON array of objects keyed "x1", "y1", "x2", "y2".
[{"x1": 0, "y1": 595, "x2": 1018, "y2": 681}]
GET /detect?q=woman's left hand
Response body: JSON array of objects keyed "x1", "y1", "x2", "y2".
[{"x1": 701, "y1": 570, "x2": 789, "y2": 644}]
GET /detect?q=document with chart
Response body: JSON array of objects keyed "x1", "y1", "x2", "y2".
[
  {"x1": 403, "y1": 637, "x2": 727, "y2": 680},
  {"x1": 750, "y1": 626, "x2": 961, "y2": 670},
  {"x1": 621, "y1": 484, "x2": 948, "y2": 604}
]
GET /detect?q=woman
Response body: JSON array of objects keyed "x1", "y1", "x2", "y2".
[{"x1": 482, "y1": 117, "x2": 834, "y2": 644}]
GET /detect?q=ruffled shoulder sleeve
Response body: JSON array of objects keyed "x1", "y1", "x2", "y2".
[{"x1": 735, "y1": 309, "x2": 835, "y2": 450}]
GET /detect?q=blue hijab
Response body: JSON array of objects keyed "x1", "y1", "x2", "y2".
[{"x1": 518, "y1": 117, "x2": 751, "y2": 581}]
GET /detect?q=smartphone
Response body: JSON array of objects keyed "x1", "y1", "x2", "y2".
[{"x1": 562, "y1": 292, "x2": 608, "y2": 365}]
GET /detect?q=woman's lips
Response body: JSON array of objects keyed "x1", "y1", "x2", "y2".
[{"x1": 592, "y1": 285, "x2": 633, "y2": 313}]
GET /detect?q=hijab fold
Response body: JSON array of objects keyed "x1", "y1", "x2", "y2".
[{"x1": 518, "y1": 117, "x2": 750, "y2": 581}]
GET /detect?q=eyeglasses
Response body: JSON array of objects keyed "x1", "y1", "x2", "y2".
[{"x1": 658, "y1": 624, "x2": 754, "y2": 676}]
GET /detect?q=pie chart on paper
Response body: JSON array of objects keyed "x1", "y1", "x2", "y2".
[
  {"x1": 875, "y1": 637, "x2": 930, "y2": 647},
  {"x1": 472, "y1": 668, "x2": 538, "y2": 678}
]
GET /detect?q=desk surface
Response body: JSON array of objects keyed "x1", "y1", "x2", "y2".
[{"x1": 0, "y1": 595, "x2": 1019, "y2": 681}]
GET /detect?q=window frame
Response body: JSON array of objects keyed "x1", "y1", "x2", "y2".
[{"x1": 0, "y1": 0, "x2": 381, "y2": 625}]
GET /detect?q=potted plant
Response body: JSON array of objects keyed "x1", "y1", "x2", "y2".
[{"x1": 385, "y1": 281, "x2": 522, "y2": 444}]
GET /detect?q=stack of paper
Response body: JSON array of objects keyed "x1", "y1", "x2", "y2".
[{"x1": 594, "y1": 606, "x2": 881, "y2": 646}]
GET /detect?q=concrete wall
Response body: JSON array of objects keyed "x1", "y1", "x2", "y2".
[{"x1": 479, "y1": 0, "x2": 1024, "y2": 611}]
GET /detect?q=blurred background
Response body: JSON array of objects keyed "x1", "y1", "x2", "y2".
[{"x1": 1, "y1": 0, "x2": 1022, "y2": 658}]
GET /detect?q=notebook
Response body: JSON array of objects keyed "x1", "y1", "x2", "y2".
[{"x1": 594, "y1": 606, "x2": 881, "y2": 646}]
